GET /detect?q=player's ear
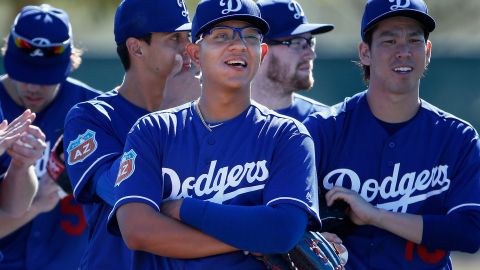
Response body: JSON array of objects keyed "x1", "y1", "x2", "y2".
[
  {"x1": 260, "y1": 43, "x2": 268, "y2": 62},
  {"x1": 425, "y1": 40, "x2": 432, "y2": 67},
  {"x1": 126, "y1": 37, "x2": 143, "y2": 57},
  {"x1": 358, "y1": 41, "x2": 371, "y2": 66},
  {"x1": 186, "y1": 43, "x2": 201, "y2": 67}
]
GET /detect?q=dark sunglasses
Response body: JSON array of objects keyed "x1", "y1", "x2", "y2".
[{"x1": 11, "y1": 28, "x2": 70, "y2": 56}]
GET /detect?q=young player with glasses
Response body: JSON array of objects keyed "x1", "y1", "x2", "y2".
[
  {"x1": 195, "y1": 26, "x2": 264, "y2": 46},
  {"x1": 107, "y1": 0, "x2": 321, "y2": 269}
]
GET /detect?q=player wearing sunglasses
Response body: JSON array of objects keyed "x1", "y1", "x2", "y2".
[
  {"x1": 10, "y1": 28, "x2": 71, "y2": 57},
  {"x1": 252, "y1": 0, "x2": 334, "y2": 121},
  {"x1": 0, "y1": 4, "x2": 100, "y2": 270}
]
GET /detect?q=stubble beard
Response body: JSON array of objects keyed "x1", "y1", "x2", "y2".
[{"x1": 266, "y1": 54, "x2": 314, "y2": 94}]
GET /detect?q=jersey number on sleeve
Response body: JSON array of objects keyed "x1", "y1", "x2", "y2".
[{"x1": 405, "y1": 241, "x2": 446, "y2": 264}]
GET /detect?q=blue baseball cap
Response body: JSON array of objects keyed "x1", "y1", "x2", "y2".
[
  {"x1": 4, "y1": 4, "x2": 73, "y2": 85},
  {"x1": 361, "y1": 0, "x2": 436, "y2": 41},
  {"x1": 114, "y1": 0, "x2": 191, "y2": 45},
  {"x1": 191, "y1": 0, "x2": 270, "y2": 43},
  {"x1": 257, "y1": 0, "x2": 334, "y2": 40}
]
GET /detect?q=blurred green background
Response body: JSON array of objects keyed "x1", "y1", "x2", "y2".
[
  {"x1": 0, "y1": 0, "x2": 479, "y2": 267},
  {"x1": 0, "y1": 0, "x2": 479, "y2": 129}
]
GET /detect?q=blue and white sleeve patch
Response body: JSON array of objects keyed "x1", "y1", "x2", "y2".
[
  {"x1": 115, "y1": 149, "x2": 137, "y2": 187},
  {"x1": 67, "y1": 129, "x2": 98, "y2": 165}
]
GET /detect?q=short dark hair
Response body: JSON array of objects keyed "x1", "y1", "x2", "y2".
[
  {"x1": 116, "y1": 33, "x2": 152, "y2": 71},
  {"x1": 355, "y1": 27, "x2": 375, "y2": 86},
  {"x1": 355, "y1": 24, "x2": 429, "y2": 85}
]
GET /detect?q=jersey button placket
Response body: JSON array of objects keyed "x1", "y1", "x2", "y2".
[
  {"x1": 202, "y1": 134, "x2": 216, "y2": 165},
  {"x1": 207, "y1": 136, "x2": 216, "y2": 145},
  {"x1": 380, "y1": 139, "x2": 398, "y2": 182},
  {"x1": 386, "y1": 141, "x2": 396, "y2": 166}
]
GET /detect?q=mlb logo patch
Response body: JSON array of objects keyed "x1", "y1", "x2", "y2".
[
  {"x1": 67, "y1": 130, "x2": 98, "y2": 165},
  {"x1": 116, "y1": 149, "x2": 137, "y2": 187}
]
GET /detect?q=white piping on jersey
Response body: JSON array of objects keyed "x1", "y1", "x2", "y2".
[
  {"x1": 89, "y1": 100, "x2": 114, "y2": 120},
  {"x1": 267, "y1": 197, "x2": 320, "y2": 221},
  {"x1": 73, "y1": 152, "x2": 119, "y2": 196},
  {"x1": 207, "y1": 123, "x2": 224, "y2": 129},
  {"x1": 448, "y1": 203, "x2": 480, "y2": 214},
  {"x1": 108, "y1": 195, "x2": 160, "y2": 221}
]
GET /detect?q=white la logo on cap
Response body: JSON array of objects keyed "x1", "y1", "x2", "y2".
[
  {"x1": 29, "y1": 37, "x2": 52, "y2": 57},
  {"x1": 30, "y1": 49, "x2": 44, "y2": 57},
  {"x1": 220, "y1": 0, "x2": 242, "y2": 15},
  {"x1": 288, "y1": 0, "x2": 304, "y2": 20},
  {"x1": 177, "y1": 0, "x2": 189, "y2": 17},
  {"x1": 389, "y1": 0, "x2": 411, "y2": 11}
]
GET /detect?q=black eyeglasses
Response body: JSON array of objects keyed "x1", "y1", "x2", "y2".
[
  {"x1": 11, "y1": 27, "x2": 70, "y2": 57},
  {"x1": 267, "y1": 37, "x2": 316, "y2": 51},
  {"x1": 198, "y1": 26, "x2": 263, "y2": 46}
]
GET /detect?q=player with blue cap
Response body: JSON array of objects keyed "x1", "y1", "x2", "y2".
[
  {"x1": 0, "y1": 4, "x2": 100, "y2": 270},
  {"x1": 107, "y1": 0, "x2": 321, "y2": 269},
  {"x1": 3, "y1": 5, "x2": 74, "y2": 85},
  {"x1": 304, "y1": 0, "x2": 480, "y2": 269},
  {"x1": 63, "y1": 0, "x2": 197, "y2": 269},
  {"x1": 252, "y1": 0, "x2": 334, "y2": 121}
]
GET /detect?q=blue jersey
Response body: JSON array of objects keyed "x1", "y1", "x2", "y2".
[
  {"x1": 107, "y1": 101, "x2": 320, "y2": 270},
  {"x1": 304, "y1": 91, "x2": 480, "y2": 270},
  {"x1": 0, "y1": 102, "x2": 3, "y2": 121},
  {"x1": 276, "y1": 93, "x2": 329, "y2": 121},
  {"x1": 0, "y1": 77, "x2": 100, "y2": 270},
  {"x1": 64, "y1": 90, "x2": 148, "y2": 269}
]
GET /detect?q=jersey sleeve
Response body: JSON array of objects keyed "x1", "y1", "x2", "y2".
[
  {"x1": 107, "y1": 114, "x2": 164, "y2": 234},
  {"x1": 303, "y1": 112, "x2": 339, "y2": 193},
  {"x1": 444, "y1": 126, "x2": 480, "y2": 213},
  {"x1": 263, "y1": 121, "x2": 320, "y2": 225},
  {"x1": 422, "y1": 127, "x2": 480, "y2": 252},
  {"x1": 64, "y1": 103, "x2": 124, "y2": 203},
  {"x1": 303, "y1": 114, "x2": 322, "y2": 171},
  {"x1": 304, "y1": 112, "x2": 331, "y2": 177}
]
